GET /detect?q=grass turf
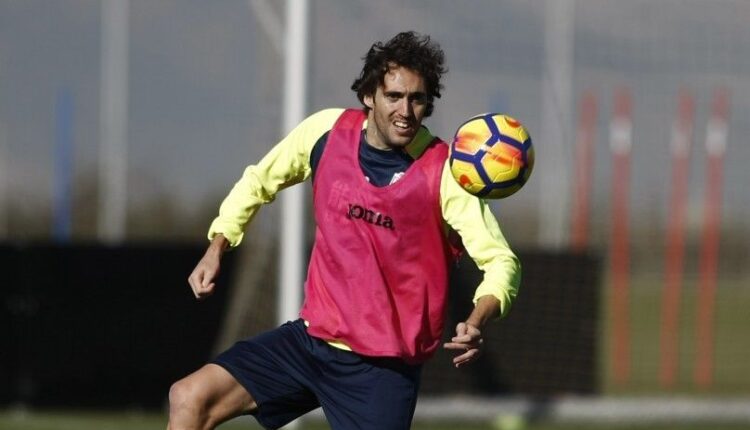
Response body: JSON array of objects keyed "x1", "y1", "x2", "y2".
[{"x1": 1, "y1": 410, "x2": 749, "y2": 430}]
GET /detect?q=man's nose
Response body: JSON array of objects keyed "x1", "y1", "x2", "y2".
[{"x1": 397, "y1": 98, "x2": 412, "y2": 116}]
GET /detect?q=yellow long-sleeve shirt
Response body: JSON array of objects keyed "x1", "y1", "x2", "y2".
[{"x1": 208, "y1": 108, "x2": 521, "y2": 316}]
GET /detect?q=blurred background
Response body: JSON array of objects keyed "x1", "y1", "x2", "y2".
[{"x1": 1, "y1": 0, "x2": 749, "y2": 429}]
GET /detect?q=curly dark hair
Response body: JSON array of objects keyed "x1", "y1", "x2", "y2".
[{"x1": 351, "y1": 31, "x2": 447, "y2": 117}]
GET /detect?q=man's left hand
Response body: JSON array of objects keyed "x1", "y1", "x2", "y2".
[{"x1": 443, "y1": 322, "x2": 484, "y2": 368}]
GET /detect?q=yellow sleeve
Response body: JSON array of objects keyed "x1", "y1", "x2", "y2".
[
  {"x1": 208, "y1": 108, "x2": 345, "y2": 247},
  {"x1": 440, "y1": 161, "x2": 521, "y2": 317}
]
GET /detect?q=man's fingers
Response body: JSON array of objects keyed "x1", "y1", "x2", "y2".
[
  {"x1": 443, "y1": 342, "x2": 461, "y2": 350},
  {"x1": 443, "y1": 340, "x2": 482, "y2": 351},
  {"x1": 188, "y1": 269, "x2": 215, "y2": 300},
  {"x1": 451, "y1": 334, "x2": 473, "y2": 343},
  {"x1": 194, "y1": 282, "x2": 215, "y2": 299},
  {"x1": 200, "y1": 269, "x2": 216, "y2": 287},
  {"x1": 443, "y1": 342, "x2": 471, "y2": 350},
  {"x1": 445, "y1": 328, "x2": 484, "y2": 368},
  {"x1": 188, "y1": 267, "x2": 205, "y2": 286},
  {"x1": 453, "y1": 322, "x2": 481, "y2": 342},
  {"x1": 188, "y1": 264, "x2": 219, "y2": 298},
  {"x1": 195, "y1": 283, "x2": 215, "y2": 300},
  {"x1": 452, "y1": 348, "x2": 480, "y2": 367},
  {"x1": 188, "y1": 275, "x2": 200, "y2": 295},
  {"x1": 454, "y1": 322, "x2": 467, "y2": 336},
  {"x1": 451, "y1": 331, "x2": 482, "y2": 344}
]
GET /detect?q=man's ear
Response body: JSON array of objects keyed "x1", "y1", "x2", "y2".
[{"x1": 363, "y1": 93, "x2": 374, "y2": 109}]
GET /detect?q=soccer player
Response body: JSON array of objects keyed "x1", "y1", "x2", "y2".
[{"x1": 168, "y1": 31, "x2": 520, "y2": 430}]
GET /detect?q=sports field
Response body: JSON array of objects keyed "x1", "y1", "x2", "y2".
[
  {"x1": 2, "y1": 276, "x2": 747, "y2": 430},
  {"x1": 0, "y1": 410, "x2": 748, "y2": 430},
  {"x1": 601, "y1": 275, "x2": 750, "y2": 394}
]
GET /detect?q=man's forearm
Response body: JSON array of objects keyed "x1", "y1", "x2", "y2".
[
  {"x1": 465, "y1": 295, "x2": 502, "y2": 329},
  {"x1": 207, "y1": 233, "x2": 230, "y2": 257}
]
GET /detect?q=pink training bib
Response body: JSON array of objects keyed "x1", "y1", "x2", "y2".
[{"x1": 300, "y1": 109, "x2": 454, "y2": 363}]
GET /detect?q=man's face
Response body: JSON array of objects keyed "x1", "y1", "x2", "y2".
[{"x1": 364, "y1": 66, "x2": 429, "y2": 150}]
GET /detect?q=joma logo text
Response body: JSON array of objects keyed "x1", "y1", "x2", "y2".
[{"x1": 346, "y1": 204, "x2": 395, "y2": 230}]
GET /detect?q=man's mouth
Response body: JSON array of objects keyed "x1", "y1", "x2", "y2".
[{"x1": 394, "y1": 120, "x2": 412, "y2": 132}]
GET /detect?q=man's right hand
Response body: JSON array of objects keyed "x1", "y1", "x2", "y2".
[{"x1": 188, "y1": 234, "x2": 229, "y2": 300}]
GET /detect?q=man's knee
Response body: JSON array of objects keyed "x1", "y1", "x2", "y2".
[
  {"x1": 168, "y1": 366, "x2": 254, "y2": 430},
  {"x1": 169, "y1": 378, "x2": 206, "y2": 417}
]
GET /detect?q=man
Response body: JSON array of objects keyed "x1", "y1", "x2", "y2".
[{"x1": 168, "y1": 31, "x2": 520, "y2": 430}]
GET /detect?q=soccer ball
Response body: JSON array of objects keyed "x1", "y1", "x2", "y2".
[{"x1": 449, "y1": 113, "x2": 534, "y2": 199}]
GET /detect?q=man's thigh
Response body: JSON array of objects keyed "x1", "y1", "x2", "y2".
[
  {"x1": 312, "y1": 344, "x2": 422, "y2": 430},
  {"x1": 212, "y1": 320, "x2": 320, "y2": 429}
]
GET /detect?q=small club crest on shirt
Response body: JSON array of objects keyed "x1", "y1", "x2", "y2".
[{"x1": 365, "y1": 171, "x2": 406, "y2": 185}]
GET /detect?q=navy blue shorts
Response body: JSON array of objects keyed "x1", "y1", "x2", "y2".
[{"x1": 212, "y1": 319, "x2": 422, "y2": 430}]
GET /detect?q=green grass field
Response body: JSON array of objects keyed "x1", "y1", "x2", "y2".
[
  {"x1": 0, "y1": 410, "x2": 748, "y2": 430},
  {"x1": 601, "y1": 275, "x2": 750, "y2": 394}
]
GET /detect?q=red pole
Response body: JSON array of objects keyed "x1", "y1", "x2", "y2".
[
  {"x1": 694, "y1": 87, "x2": 729, "y2": 388},
  {"x1": 570, "y1": 91, "x2": 597, "y2": 251},
  {"x1": 609, "y1": 87, "x2": 633, "y2": 386},
  {"x1": 658, "y1": 88, "x2": 694, "y2": 388}
]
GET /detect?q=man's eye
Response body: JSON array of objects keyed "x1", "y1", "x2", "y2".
[{"x1": 408, "y1": 93, "x2": 430, "y2": 105}]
